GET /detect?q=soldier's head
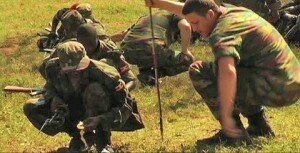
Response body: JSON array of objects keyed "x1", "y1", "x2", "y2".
[
  {"x1": 57, "y1": 41, "x2": 90, "y2": 73},
  {"x1": 182, "y1": 0, "x2": 221, "y2": 37},
  {"x1": 61, "y1": 10, "x2": 85, "y2": 38},
  {"x1": 77, "y1": 23, "x2": 99, "y2": 55},
  {"x1": 76, "y1": 3, "x2": 93, "y2": 19}
]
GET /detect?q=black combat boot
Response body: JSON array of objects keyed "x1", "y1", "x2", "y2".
[
  {"x1": 68, "y1": 136, "x2": 85, "y2": 152},
  {"x1": 95, "y1": 129, "x2": 113, "y2": 152},
  {"x1": 200, "y1": 115, "x2": 253, "y2": 145},
  {"x1": 82, "y1": 131, "x2": 98, "y2": 153},
  {"x1": 246, "y1": 111, "x2": 275, "y2": 137}
]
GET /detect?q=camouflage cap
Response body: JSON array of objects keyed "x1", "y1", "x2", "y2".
[
  {"x1": 57, "y1": 41, "x2": 90, "y2": 71},
  {"x1": 61, "y1": 10, "x2": 84, "y2": 28},
  {"x1": 76, "y1": 3, "x2": 92, "y2": 18}
]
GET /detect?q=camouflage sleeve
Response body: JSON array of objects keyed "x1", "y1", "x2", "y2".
[
  {"x1": 121, "y1": 69, "x2": 136, "y2": 84},
  {"x1": 38, "y1": 50, "x2": 59, "y2": 79},
  {"x1": 99, "y1": 41, "x2": 130, "y2": 74},
  {"x1": 266, "y1": 0, "x2": 282, "y2": 10},
  {"x1": 43, "y1": 81, "x2": 57, "y2": 100},
  {"x1": 210, "y1": 36, "x2": 241, "y2": 63},
  {"x1": 43, "y1": 58, "x2": 61, "y2": 100},
  {"x1": 89, "y1": 60, "x2": 121, "y2": 91}
]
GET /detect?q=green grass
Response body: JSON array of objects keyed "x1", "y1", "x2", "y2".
[{"x1": 0, "y1": 0, "x2": 299, "y2": 152}]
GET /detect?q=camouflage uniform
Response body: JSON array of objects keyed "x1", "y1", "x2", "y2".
[
  {"x1": 89, "y1": 40, "x2": 137, "y2": 90},
  {"x1": 52, "y1": 3, "x2": 100, "y2": 38},
  {"x1": 216, "y1": 0, "x2": 282, "y2": 20},
  {"x1": 189, "y1": 5, "x2": 300, "y2": 119},
  {"x1": 120, "y1": 10, "x2": 193, "y2": 77},
  {"x1": 39, "y1": 39, "x2": 134, "y2": 86},
  {"x1": 60, "y1": 10, "x2": 85, "y2": 42},
  {"x1": 37, "y1": 3, "x2": 116, "y2": 50},
  {"x1": 24, "y1": 41, "x2": 144, "y2": 150},
  {"x1": 38, "y1": 10, "x2": 84, "y2": 79}
]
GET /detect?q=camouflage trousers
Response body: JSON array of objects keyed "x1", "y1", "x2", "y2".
[
  {"x1": 189, "y1": 61, "x2": 300, "y2": 119},
  {"x1": 23, "y1": 82, "x2": 112, "y2": 138},
  {"x1": 121, "y1": 42, "x2": 193, "y2": 76}
]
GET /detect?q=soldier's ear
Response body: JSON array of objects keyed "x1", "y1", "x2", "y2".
[{"x1": 206, "y1": 9, "x2": 215, "y2": 20}]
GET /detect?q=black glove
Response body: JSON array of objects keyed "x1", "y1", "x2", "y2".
[
  {"x1": 48, "y1": 32, "x2": 58, "y2": 40},
  {"x1": 47, "y1": 107, "x2": 68, "y2": 128}
]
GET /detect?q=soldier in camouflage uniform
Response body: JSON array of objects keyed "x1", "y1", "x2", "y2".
[
  {"x1": 146, "y1": 0, "x2": 300, "y2": 143},
  {"x1": 37, "y1": 3, "x2": 116, "y2": 51},
  {"x1": 77, "y1": 24, "x2": 137, "y2": 91},
  {"x1": 215, "y1": 0, "x2": 282, "y2": 23},
  {"x1": 38, "y1": 10, "x2": 84, "y2": 79},
  {"x1": 48, "y1": 3, "x2": 100, "y2": 40},
  {"x1": 118, "y1": 10, "x2": 194, "y2": 86},
  {"x1": 38, "y1": 10, "x2": 119, "y2": 79},
  {"x1": 24, "y1": 41, "x2": 144, "y2": 152}
]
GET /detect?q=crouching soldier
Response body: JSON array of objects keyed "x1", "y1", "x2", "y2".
[
  {"x1": 114, "y1": 9, "x2": 195, "y2": 86},
  {"x1": 23, "y1": 41, "x2": 144, "y2": 152},
  {"x1": 146, "y1": 0, "x2": 300, "y2": 144}
]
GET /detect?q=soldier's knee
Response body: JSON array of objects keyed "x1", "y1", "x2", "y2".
[
  {"x1": 23, "y1": 98, "x2": 40, "y2": 116},
  {"x1": 84, "y1": 83, "x2": 111, "y2": 116},
  {"x1": 23, "y1": 103, "x2": 35, "y2": 117}
]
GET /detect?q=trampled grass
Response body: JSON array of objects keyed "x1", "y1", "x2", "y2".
[{"x1": 0, "y1": 0, "x2": 299, "y2": 152}]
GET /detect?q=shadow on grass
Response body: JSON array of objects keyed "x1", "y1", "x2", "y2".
[{"x1": 195, "y1": 135, "x2": 264, "y2": 152}]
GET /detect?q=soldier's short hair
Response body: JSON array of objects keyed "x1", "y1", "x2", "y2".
[{"x1": 182, "y1": 0, "x2": 221, "y2": 16}]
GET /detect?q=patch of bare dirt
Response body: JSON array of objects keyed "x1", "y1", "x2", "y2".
[{"x1": 0, "y1": 37, "x2": 21, "y2": 56}]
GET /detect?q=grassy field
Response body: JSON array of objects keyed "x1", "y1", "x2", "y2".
[{"x1": 0, "y1": 0, "x2": 299, "y2": 152}]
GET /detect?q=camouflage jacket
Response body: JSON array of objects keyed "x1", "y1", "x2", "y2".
[
  {"x1": 89, "y1": 40, "x2": 136, "y2": 84},
  {"x1": 43, "y1": 58, "x2": 143, "y2": 131},
  {"x1": 54, "y1": 7, "x2": 97, "y2": 23},
  {"x1": 209, "y1": 4, "x2": 300, "y2": 89}
]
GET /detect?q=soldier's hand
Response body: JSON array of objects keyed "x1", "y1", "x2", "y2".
[
  {"x1": 115, "y1": 79, "x2": 126, "y2": 92},
  {"x1": 182, "y1": 50, "x2": 195, "y2": 62},
  {"x1": 49, "y1": 114, "x2": 65, "y2": 127},
  {"x1": 83, "y1": 116, "x2": 101, "y2": 131},
  {"x1": 189, "y1": 60, "x2": 203, "y2": 70},
  {"x1": 119, "y1": 64, "x2": 130, "y2": 74},
  {"x1": 145, "y1": 0, "x2": 153, "y2": 7},
  {"x1": 145, "y1": 0, "x2": 160, "y2": 8},
  {"x1": 220, "y1": 115, "x2": 243, "y2": 138}
]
